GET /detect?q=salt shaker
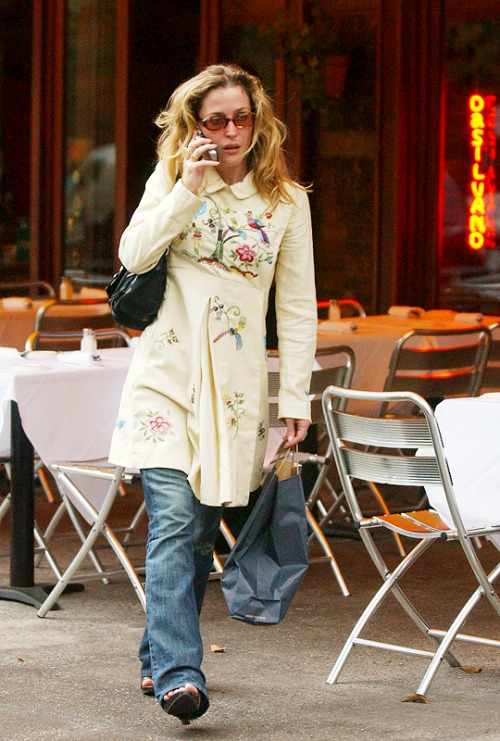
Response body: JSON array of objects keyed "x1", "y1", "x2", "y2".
[
  {"x1": 328, "y1": 299, "x2": 341, "y2": 322},
  {"x1": 80, "y1": 328, "x2": 97, "y2": 353}
]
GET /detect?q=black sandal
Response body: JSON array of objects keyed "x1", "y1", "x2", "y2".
[
  {"x1": 140, "y1": 678, "x2": 155, "y2": 696},
  {"x1": 161, "y1": 688, "x2": 201, "y2": 725}
]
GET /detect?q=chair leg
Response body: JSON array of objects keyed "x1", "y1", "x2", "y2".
[
  {"x1": 212, "y1": 551, "x2": 224, "y2": 573},
  {"x1": 0, "y1": 491, "x2": 11, "y2": 525},
  {"x1": 122, "y1": 499, "x2": 147, "y2": 545},
  {"x1": 33, "y1": 501, "x2": 67, "y2": 568},
  {"x1": 219, "y1": 518, "x2": 235, "y2": 548},
  {"x1": 306, "y1": 508, "x2": 349, "y2": 596},
  {"x1": 100, "y1": 523, "x2": 146, "y2": 610},
  {"x1": 415, "y1": 559, "x2": 500, "y2": 699},
  {"x1": 60, "y1": 493, "x2": 111, "y2": 584},
  {"x1": 33, "y1": 522, "x2": 64, "y2": 579},
  {"x1": 35, "y1": 461, "x2": 57, "y2": 503},
  {"x1": 327, "y1": 536, "x2": 461, "y2": 685},
  {"x1": 38, "y1": 468, "x2": 125, "y2": 617}
]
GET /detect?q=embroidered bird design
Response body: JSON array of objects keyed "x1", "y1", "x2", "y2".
[
  {"x1": 246, "y1": 211, "x2": 269, "y2": 243},
  {"x1": 213, "y1": 318, "x2": 246, "y2": 350}
]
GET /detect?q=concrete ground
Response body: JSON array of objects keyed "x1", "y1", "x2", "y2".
[{"x1": 1, "y1": 485, "x2": 500, "y2": 741}]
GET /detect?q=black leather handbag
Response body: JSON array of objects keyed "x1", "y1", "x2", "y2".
[{"x1": 105, "y1": 252, "x2": 168, "y2": 330}]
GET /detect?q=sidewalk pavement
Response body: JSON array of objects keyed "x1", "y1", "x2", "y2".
[{"x1": 1, "y1": 490, "x2": 499, "y2": 741}]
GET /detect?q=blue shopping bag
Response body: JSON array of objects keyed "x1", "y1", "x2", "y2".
[{"x1": 221, "y1": 456, "x2": 309, "y2": 625}]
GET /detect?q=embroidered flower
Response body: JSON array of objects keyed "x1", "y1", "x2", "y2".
[
  {"x1": 235, "y1": 244, "x2": 256, "y2": 263},
  {"x1": 155, "y1": 329, "x2": 179, "y2": 349},
  {"x1": 116, "y1": 419, "x2": 126, "y2": 429},
  {"x1": 149, "y1": 415, "x2": 171, "y2": 435},
  {"x1": 140, "y1": 410, "x2": 174, "y2": 442},
  {"x1": 222, "y1": 392, "x2": 245, "y2": 438}
]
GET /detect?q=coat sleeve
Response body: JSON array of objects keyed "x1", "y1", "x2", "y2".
[
  {"x1": 274, "y1": 187, "x2": 317, "y2": 422},
  {"x1": 118, "y1": 162, "x2": 203, "y2": 274}
]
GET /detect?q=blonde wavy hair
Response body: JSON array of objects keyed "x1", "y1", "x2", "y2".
[{"x1": 155, "y1": 64, "x2": 300, "y2": 207}]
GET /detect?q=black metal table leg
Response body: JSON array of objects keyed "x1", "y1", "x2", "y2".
[{"x1": 0, "y1": 401, "x2": 82, "y2": 608}]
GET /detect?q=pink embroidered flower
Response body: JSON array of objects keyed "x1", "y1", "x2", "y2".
[
  {"x1": 149, "y1": 415, "x2": 171, "y2": 435},
  {"x1": 235, "y1": 244, "x2": 256, "y2": 263}
]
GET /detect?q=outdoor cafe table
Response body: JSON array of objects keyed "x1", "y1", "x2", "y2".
[
  {"x1": 0, "y1": 346, "x2": 133, "y2": 607},
  {"x1": 316, "y1": 312, "x2": 500, "y2": 401},
  {"x1": 0, "y1": 299, "x2": 112, "y2": 351}
]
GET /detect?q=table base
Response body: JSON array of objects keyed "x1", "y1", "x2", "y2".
[{"x1": 0, "y1": 582, "x2": 84, "y2": 609}]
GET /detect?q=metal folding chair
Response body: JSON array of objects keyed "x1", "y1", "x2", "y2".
[
  {"x1": 368, "y1": 325, "x2": 492, "y2": 545},
  {"x1": 322, "y1": 385, "x2": 500, "y2": 701},
  {"x1": 382, "y1": 326, "x2": 491, "y2": 412},
  {"x1": 33, "y1": 298, "x2": 114, "y2": 333},
  {"x1": 25, "y1": 327, "x2": 133, "y2": 352},
  {"x1": 317, "y1": 299, "x2": 367, "y2": 320},
  {"x1": 37, "y1": 462, "x2": 146, "y2": 616},
  {"x1": 266, "y1": 346, "x2": 355, "y2": 597},
  {"x1": 0, "y1": 280, "x2": 55, "y2": 298}
]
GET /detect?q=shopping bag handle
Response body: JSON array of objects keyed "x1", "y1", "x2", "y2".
[{"x1": 275, "y1": 445, "x2": 301, "y2": 480}]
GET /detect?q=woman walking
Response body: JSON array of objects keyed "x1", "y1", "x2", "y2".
[{"x1": 109, "y1": 63, "x2": 317, "y2": 724}]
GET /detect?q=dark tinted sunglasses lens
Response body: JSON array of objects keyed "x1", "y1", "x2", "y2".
[
  {"x1": 235, "y1": 113, "x2": 254, "y2": 127},
  {"x1": 205, "y1": 117, "x2": 226, "y2": 131}
]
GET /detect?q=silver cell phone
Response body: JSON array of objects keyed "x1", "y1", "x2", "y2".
[{"x1": 196, "y1": 129, "x2": 218, "y2": 161}]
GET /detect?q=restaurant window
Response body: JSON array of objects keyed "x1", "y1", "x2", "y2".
[
  {"x1": 218, "y1": 1, "x2": 284, "y2": 103},
  {"x1": 440, "y1": 1, "x2": 500, "y2": 311},
  {"x1": 0, "y1": 1, "x2": 32, "y2": 281},
  {"x1": 219, "y1": 1, "x2": 377, "y2": 311},
  {"x1": 306, "y1": 4, "x2": 377, "y2": 309},
  {"x1": 64, "y1": 0, "x2": 116, "y2": 285}
]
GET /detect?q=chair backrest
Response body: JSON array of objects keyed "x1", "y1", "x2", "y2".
[
  {"x1": 34, "y1": 298, "x2": 113, "y2": 332},
  {"x1": 26, "y1": 328, "x2": 132, "y2": 352},
  {"x1": 321, "y1": 386, "x2": 455, "y2": 528},
  {"x1": 481, "y1": 322, "x2": 500, "y2": 391},
  {"x1": 317, "y1": 299, "x2": 367, "y2": 320},
  {"x1": 338, "y1": 299, "x2": 366, "y2": 318},
  {"x1": 382, "y1": 327, "x2": 491, "y2": 407},
  {"x1": 267, "y1": 345, "x2": 355, "y2": 429},
  {"x1": 0, "y1": 280, "x2": 55, "y2": 298}
]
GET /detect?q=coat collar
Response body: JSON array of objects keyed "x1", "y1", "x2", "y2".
[{"x1": 202, "y1": 167, "x2": 258, "y2": 199}]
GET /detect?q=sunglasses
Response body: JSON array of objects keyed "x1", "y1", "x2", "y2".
[{"x1": 198, "y1": 112, "x2": 255, "y2": 132}]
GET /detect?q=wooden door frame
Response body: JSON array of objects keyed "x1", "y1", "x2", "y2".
[{"x1": 30, "y1": 0, "x2": 66, "y2": 286}]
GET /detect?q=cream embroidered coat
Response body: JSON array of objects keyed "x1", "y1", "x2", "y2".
[{"x1": 108, "y1": 163, "x2": 317, "y2": 507}]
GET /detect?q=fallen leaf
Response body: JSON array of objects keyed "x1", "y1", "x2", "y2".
[
  {"x1": 459, "y1": 665, "x2": 482, "y2": 673},
  {"x1": 401, "y1": 693, "x2": 429, "y2": 704},
  {"x1": 210, "y1": 643, "x2": 225, "y2": 653}
]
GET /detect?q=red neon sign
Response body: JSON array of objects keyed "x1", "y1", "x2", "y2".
[{"x1": 468, "y1": 94, "x2": 497, "y2": 250}]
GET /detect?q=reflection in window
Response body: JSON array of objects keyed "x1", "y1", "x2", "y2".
[{"x1": 64, "y1": 0, "x2": 116, "y2": 285}]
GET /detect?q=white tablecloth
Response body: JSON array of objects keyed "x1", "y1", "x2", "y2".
[
  {"x1": 0, "y1": 347, "x2": 133, "y2": 464},
  {"x1": 426, "y1": 396, "x2": 500, "y2": 536}
]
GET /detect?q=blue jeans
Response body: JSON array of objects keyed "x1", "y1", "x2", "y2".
[{"x1": 138, "y1": 468, "x2": 222, "y2": 717}]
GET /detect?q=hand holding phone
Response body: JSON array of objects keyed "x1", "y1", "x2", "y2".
[{"x1": 195, "y1": 130, "x2": 218, "y2": 161}]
